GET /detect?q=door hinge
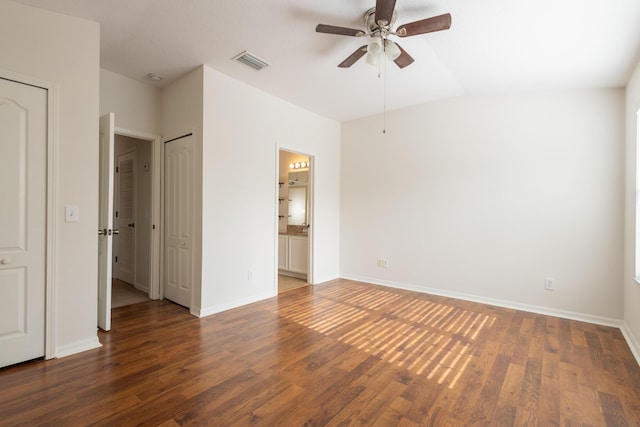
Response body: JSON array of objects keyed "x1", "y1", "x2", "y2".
[
  {"x1": 115, "y1": 256, "x2": 118, "y2": 262},
  {"x1": 115, "y1": 211, "x2": 118, "y2": 218},
  {"x1": 116, "y1": 166, "x2": 119, "y2": 173}
]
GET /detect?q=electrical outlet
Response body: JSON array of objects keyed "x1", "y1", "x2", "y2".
[
  {"x1": 544, "y1": 278, "x2": 555, "y2": 291},
  {"x1": 248, "y1": 269, "x2": 253, "y2": 280},
  {"x1": 377, "y1": 259, "x2": 389, "y2": 269}
]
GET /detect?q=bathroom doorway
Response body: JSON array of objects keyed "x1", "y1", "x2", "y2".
[{"x1": 277, "y1": 149, "x2": 313, "y2": 293}]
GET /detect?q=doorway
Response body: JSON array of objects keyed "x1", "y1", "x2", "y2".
[
  {"x1": 111, "y1": 134, "x2": 153, "y2": 308},
  {"x1": 277, "y1": 149, "x2": 313, "y2": 293},
  {"x1": 98, "y1": 113, "x2": 162, "y2": 331}
]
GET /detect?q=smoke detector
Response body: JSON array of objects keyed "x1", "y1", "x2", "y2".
[{"x1": 145, "y1": 73, "x2": 163, "y2": 82}]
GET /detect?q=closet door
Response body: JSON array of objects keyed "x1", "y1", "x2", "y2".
[
  {"x1": 0, "y1": 78, "x2": 47, "y2": 367},
  {"x1": 163, "y1": 134, "x2": 194, "y2": 308}
]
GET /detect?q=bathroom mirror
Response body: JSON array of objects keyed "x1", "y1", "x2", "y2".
[
  {"x1": 288, "y1": 170, "x2": 308, "y2": 226},
  {"x1": 288, "y1": 184, "x2": 307, "y2": 226}
]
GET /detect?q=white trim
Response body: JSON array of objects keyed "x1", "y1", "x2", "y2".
[
  {"x1": 274, "y1": 145, "x2": 280, "y2": 295},
  {"x1": 55, "y1": 337, "x2": 102, "y2": 358},
  {"x1": 620, "y1": 322, "x2": 640, "y2": 366},
  {"x1": 340, "y1": 274, "x2": 624, "y2": 328},
  {"x1": 45, "y1": 84, "x2": 58, "y2": 359},
  {"x1": 0, "y1": 68, "x2": 58, "y2": 360},
  {"x1": 635, "y1": 109, "x2": 640, "y2": 281},
  {"x1": 307, "y1": 155, "x2": 315, "y2": 285},
  {"x1": 192, "y1": 291, "x2": 275, "y2": 318},
  {"x1": 278, "y1": 270, "x2": 307, "y2": 280}
]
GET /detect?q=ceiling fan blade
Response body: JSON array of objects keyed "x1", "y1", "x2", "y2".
[
  {"x1": 375, "y1": 0, "x2": 397, "y2": 26},
  {"x1": 393, "y1": 44, "x2": 414, "y2": 69},
  {"x1": 396, "y1": 13, "x2": 452, "y2": 37},
  {"x1": 316, "y1": 24, "x2": 365, "y2": 37},
  {"x1": 338, "y1": 45, "x2": 368, "y2": 68}
]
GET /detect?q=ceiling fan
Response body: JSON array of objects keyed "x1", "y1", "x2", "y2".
[{"x1": 316, "y1": 0, "x2": 451, "y2": 69}]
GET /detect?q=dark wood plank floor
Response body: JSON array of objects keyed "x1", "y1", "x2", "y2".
[{"x1": 2, "y1": 279, "x2": 640, "y2": 426}]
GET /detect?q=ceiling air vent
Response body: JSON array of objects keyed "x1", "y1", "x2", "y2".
[{"x1": 232, "y1": 51, "x2": 270, "y2": 71}]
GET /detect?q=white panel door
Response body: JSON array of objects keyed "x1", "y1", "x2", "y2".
[
  {"x1": 98, "y1": 113, "x2": 115, "y2": 331},
  {"x1": 164, "y1": 135, "x2": 194, "y2": 308},
  {"x1": 0, "y1": 78, "x2": 47, "y2": 368},
  {"x1": 114, "y1": 152, "x2": 136, "y2": 285}
]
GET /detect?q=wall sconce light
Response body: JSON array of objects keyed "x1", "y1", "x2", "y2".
[{"x1": 289, "y1": 161, "x2": 309, "y2": 169}]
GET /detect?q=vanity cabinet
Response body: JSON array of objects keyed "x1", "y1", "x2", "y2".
[
  {"x1": 278, "y1": 234, "x2": 308, "y2": 276},
  {"x1": 278, "y1": 235, "x2": 288, "y2": 270},
  {"x1": 287, "y1": 235, "x2": 308, "y2": 274}
]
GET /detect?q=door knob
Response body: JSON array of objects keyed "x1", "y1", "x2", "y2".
[
  {"x1": 128, "y1": 223, "x2": 135, "y2": 228},
  {"x1": 98, "y1": 229, "x2": 107, "y2": 236},
  {"x1": 0, "y1": 258, "x2": 11, "y2": 265},
  {"x1": 111, "y1": 229, "x2": 120, "y2": 235}
]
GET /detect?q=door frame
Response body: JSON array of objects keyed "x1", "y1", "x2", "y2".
[
  {"x1": 275, "y1": 145, "x2": 315, "y2": 288},
  {"x1": 114, "y1": 127, "x2": 163, "y2": 300},
  {"x1": 0, "y1": 69, "x2": 58, "y2": 359}
]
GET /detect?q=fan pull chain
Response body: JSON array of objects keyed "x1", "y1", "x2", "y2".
[{"x1": 383, "y1": 48, "x2": 387, "y2": 134}]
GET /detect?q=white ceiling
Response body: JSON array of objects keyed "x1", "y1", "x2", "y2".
[{"x1": 13, "y1": 0, "x2": 640, "y2": 122}]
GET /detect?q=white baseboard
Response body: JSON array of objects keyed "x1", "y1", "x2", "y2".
[
  {"x1": 55, "y1": 336, "x2": 102, "y2": 358},
  {"x1": 341, "y1": 274, "x2": 623, "y2": 327},
  {"x1": 134, "y1": 282, "x2": 150, "y2": 294},
  {"x1": 340, "y1": 274, "x2": 640, "y2": 367},
  {"x1": 192, "y1": 291, "x2": 276, "y2": 318},
  {"x1": 620, "y1": 322, "x2": 640, "y2": 366},
  {"x1": 278, "y1": 270, "x2": 307, "y2": 280}
]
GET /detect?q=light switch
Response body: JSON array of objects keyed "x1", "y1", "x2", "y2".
[{"x1": 65, "y1": 205, "x2": 80, "y2": 222}]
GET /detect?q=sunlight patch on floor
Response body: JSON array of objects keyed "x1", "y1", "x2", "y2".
[{"x1": 274, "y1": 283, "x2": 495, "y2": 388}]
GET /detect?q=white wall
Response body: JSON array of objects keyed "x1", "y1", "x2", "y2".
[
  {"x1": 624, "y1": 59, "x2": 640, "y2": 353},
  {"x1": 0, "y1": 1, "x2": 101, "y2": 355},
  {"x1": 100, "y1": 69, "x2": 161, "y2": 135},
  {"x1": 199, "y1": 66, "x2": 341, "y2": 315},
  {"x1": 341, "y1": 89, "x2": 624, "y2": 321}
]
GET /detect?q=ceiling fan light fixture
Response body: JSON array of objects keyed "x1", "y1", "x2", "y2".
[
  {"x1": 384, "y1": 40, "x2": 401, "y2": 61},
  {"x1": 367, "y1": 39, "x2": 381, "y2": 54},
  {"x1": 365, "y1": 52, "x2": 379, "y2": 66},
  {"x1": 365, "y1": 39, "x2": 381, "y2": 66}
]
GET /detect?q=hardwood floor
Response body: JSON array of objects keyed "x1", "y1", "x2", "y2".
[{"x1": 2, "y1": 279, "x2": 640, "y2": 425}]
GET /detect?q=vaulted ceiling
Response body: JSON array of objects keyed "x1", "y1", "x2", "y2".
[{"x1": 13, "y1": 0, "x2": 640, "y2": 121}]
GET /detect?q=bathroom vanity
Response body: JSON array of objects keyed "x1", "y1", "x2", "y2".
[{"x1": 278, "y1": 233, "x2": 308, "y2": 277}]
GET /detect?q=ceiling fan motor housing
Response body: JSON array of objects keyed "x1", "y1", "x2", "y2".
[{"x1": 364, "y1": 7, "x2": 397, "y2": 37}]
